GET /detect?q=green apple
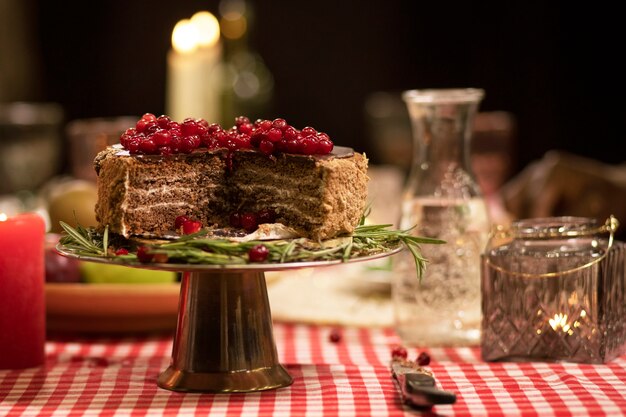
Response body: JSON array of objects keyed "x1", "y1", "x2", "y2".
[{"x1": 80, "y1": 261, "x2": 176, "y2": 284}]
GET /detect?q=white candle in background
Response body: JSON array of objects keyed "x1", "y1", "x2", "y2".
[{"x1": 166, "y1": 12, "x2": 222, "y2": 124}]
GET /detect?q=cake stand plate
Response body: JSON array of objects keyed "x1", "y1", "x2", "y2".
[{"x1": 57, "y1": 244, "x2": 400, "y2": 393}]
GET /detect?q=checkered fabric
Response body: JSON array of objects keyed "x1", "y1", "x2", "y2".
[{"x1": 1, "y1": 323, "x2": 625, "y2": 416}]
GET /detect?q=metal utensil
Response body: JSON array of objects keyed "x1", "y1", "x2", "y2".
[{"x1": 391, "y1": 359, "x2": 457, "y2": 409}]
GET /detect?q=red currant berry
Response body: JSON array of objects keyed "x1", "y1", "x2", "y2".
[
  {"x1": 169, "y1": 135, "x2": 182, "y2": 153},
  {"x1": 235, "y1": 116, "x2": 250, "y2": 126},
  {"x1": 391, "y1": 345, "x2": 408, "y2": 359},
  {"x1": 188, "y1": 134, "x2": 201, "y2": 149},
  {"x1": 156, "y1": 115, "x2": 171, "y2": 128},
  {"x1": 328, "y1": 328, "x2": 342, "y2": 343},
  {"x1": 120, "y1": 133, "x2": 131, "y2": 148},
  {"x1": 256, "y1": 119, "x2": 272, "y2": 131},
  {"x1": 238, "y1": 122, "x2": 253, "y2": 135},
  {"x1": 197, "y1": 118, "x2": 209, "y2": 128},
  {"x1": 115, "y1": 248, "x2": 129, "y2": 256},
  {"x1": 272, "y1": 118, "x2": 288, "y2": 130},
  {"x1": 283, "y1": 126, "x2": 298, "y2": 141},
  {"x1": 233, "y1": 133, "x2": 251, "y2": 149},
  {"x1": 416, "y1": 351, "x2": 431, "y2": 366},
  {"x1": 182, "y1": 219, "x2": 202, "y2": 234},
  {"x1": 301, "y1": 126, "x2": 317, "y2": 137},
  {"x1": 215, "y1": 130, "x2": 229, "y2": 147},
  {"x1": 240, "y1": 212, "x2": 258, "y2": 233},
  {"x1": 138, "y1": 138, "x2": 158, "y2": 154},
  {"x1": 301, "y1": 137, "x2": 318, "y2": 155},
  {"x1": 267, "y1": 128, "x2": 283, "y2": 142},
  {"x1": 136, "y1": 118, "x2": 156, "y2": 133},
  {"x1": 317, "y1": 139, "x2": 334, "y2": 154},
  {"x1": 207, "y1": 123, "x2": 222, "y2": 135},
  {"x1": 126, "y1": 138, "x2": 141, "y2": 154},
  {"x1": 250, "y1": 131, "x2": 265, "y2": 147},
  {"x1": 152, "y1": 129, "x2": 172, "y2": 147},
  {"x1": 259, "y1": 140, "x2": 275, "y2": 155},
  {"x1": 317, "y1": 132, "x2": 330, "y2": 142},
  {"x1": 136, "y1": 246, "x2": 154, "y2": 263},
  {"x1": 285, "y1": 139, "x2": 300, "y2": 154},
  {"x1": 248, "y1": 244, "x2": 269, "y2": 262},
  {"x1": 175, "y1": 215, "x2": 190, "y2": 230},
  {"x1": 181, "y1": 118, "x2": 199, "y2": 136},
  {"x1": 178, "y1": 137, "x2": 196, "y2": 153},
  {"x1": 196, "y1": 123, "x2": 208, "y2": 138}
]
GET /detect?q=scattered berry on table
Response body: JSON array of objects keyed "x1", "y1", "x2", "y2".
[
  {"x1": 391, "y1": 345, "x2": 408, "y2": 360},
  {"x1": 328, "y1": 328, "x2": 342, "y2": 343},
  {"x1": 416, "y1": 351, "x2": 431, "y2": 366}
]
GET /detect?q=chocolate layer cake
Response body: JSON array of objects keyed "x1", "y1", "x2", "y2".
[{"x1": 94, "y1": 146, "x2": 368, "y2": 240}]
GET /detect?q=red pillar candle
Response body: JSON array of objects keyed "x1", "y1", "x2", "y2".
[{"x1": 0, "y1": 212, "x2": 46, "y2": 369}]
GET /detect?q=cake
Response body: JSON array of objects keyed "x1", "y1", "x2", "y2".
[{"x1": 94, "y1": 114, "x2": 369, "y2": 241}]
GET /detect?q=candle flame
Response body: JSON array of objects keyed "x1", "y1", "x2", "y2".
[
  {"x1": 191, "y1": 11, "x2": 220, "y2": 47},
  {"x1": 549, "y1": 313, "x2": 571, "y2": 333},
  {"x1": 172, "y1": 19, "x2": 198, "y2": 53},
  {"x1": 0, "y1": 213, "x2": 7, "y2": 222},
  {"x1": 172, "y1": 12, "x2": 220, "y2": 53}
]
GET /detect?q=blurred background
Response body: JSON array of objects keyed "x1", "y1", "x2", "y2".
[
  {"x1": 2, "y1": 0, "x2": 624, "y2": 163},
  {"x1": 2, "y1": 0, "x2": 625, "y2": 332}
]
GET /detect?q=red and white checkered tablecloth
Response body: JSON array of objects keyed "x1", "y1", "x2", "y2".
[{"x1": 1, "y1": 323, "x2": 625, "y2": 416}]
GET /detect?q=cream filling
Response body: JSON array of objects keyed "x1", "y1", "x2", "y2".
[{"x1": 229, "y1": 223, "x2": 300, "y2": 242}]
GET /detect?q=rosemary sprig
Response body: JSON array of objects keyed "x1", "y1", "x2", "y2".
[
  {"x1": 57, "y1": 222, "x2": 444, "y2": 278},
  {"x1": 59, "y1": 221, "x2": 106, "y2": 256}
]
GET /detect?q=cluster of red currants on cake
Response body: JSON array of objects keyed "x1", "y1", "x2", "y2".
[{"x1": 119, "y1": 113, "x2": 334, "y2": 157}]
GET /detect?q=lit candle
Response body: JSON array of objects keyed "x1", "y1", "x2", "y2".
[
  {"x1": 0, "y1": 212, "x2": 46, "y2": 369},
  {"x1": 166, "y1": 11, "x2": 222, "y2": 123}
]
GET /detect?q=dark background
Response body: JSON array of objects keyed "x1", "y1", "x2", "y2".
[{"x1": 7, "y1": 1, "x2": 626, "y2": 173}]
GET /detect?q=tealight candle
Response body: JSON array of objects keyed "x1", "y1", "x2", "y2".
[
  {"x1": 0, "y1": 212, "x2": 46, "y2": 369},
  {"x1": 481, "y1": 216, "x2": 626, "y2": 364}
]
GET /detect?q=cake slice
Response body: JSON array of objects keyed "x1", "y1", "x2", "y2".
[{"x1": 228, "y1": 148, "x2": 368, "y2": 240}]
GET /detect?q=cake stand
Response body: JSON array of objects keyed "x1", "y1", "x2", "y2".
[{"x1": 56, "y1": 244, "x2": 400, "y2": 393}]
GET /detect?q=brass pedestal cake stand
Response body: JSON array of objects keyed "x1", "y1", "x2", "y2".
[{"x1": 57, "y1": 246, "x2": 398, "y2": 393}]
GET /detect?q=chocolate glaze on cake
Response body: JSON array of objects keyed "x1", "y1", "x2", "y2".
[{"x1": 94, "y1": 146, "x2": 368, "y2": 240}]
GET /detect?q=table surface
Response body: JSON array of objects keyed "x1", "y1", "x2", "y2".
[{"x1": 1, "y1": 323, "x2": 625, "y2": 417}]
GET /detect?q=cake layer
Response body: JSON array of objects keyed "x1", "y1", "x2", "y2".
[{"x1": 94, "y1": 146, "x2": 368, "y2": 240}]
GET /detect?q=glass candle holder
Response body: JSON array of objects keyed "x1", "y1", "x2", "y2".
[{"x1": 481, "y1": 216, "x2": 626, "y2": 363}]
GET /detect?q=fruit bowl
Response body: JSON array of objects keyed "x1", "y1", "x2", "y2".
[
  {"x1": 45, "y1": 233, "x2": 180, "y2": 334},
  {"x1": 45, "y1": 282, "x2": 180, "y2": 334}
]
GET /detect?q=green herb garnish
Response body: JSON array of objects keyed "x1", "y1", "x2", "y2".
[{"x1": 58, "y1": 220, "x2": 443, "y2": 278}]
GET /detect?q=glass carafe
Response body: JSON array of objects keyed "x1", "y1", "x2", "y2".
[{"x1": 393, "y1": 88, "x2": 489, "y2": 346}]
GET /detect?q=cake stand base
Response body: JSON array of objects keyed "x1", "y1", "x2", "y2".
[{"x1": 157, "y1": 270, "x2": 293, "y2": 393}]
